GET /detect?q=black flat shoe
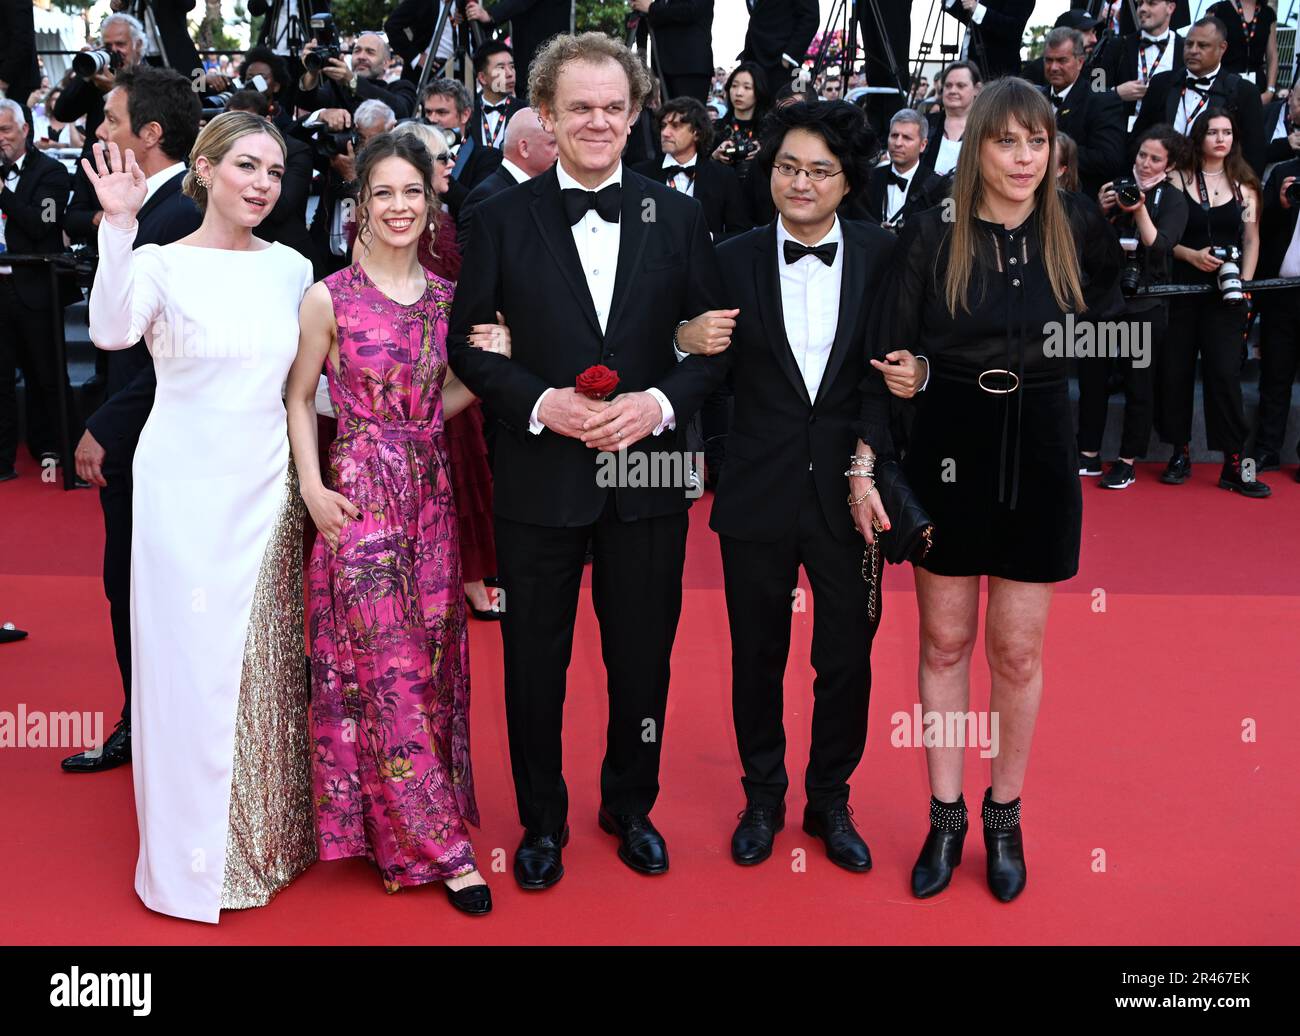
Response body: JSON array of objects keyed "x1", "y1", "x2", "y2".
[
  {"x1": 1160, "y1": 446, "x2": 1191, "y2": 485},
  {"x1": 912, "y1": 795, "x2": 968, "y2": 898},
  {"x1": 802, "y1": 804, "x2": 872, "y2": 872},
  {"x1": 62, "y1": 719, "x2": 131, "y2": 772},
  {"x1": 0, "y1": 622, "x2": 28, "y2": 643},
  {"x1": 598, "y1": 807, "x2": 669, "y2": 875},
  {"x1": 982, "y1": 787, "x2": 1026, "y2": 903},
  {"x1": 513, "y1": 826, "x2": 569, "y2": 890},
  {"x1": 731, "y1": 802, "x2": 785, "y2": 865},
  {"x1": 443, "y1": 881, "x2": 492, "y2": 915}
]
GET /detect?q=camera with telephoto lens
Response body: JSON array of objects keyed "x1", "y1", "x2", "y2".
[
  {"x1": 73, "y1": 49, "x2": 123, "y2": 79},
  {"x1": 199, "y1": 75, "x2": 269, "y2": 118},
  {"x1": 315, "y1": 126, "x2": 359, "y2": 157},
  {"x1": 1120, "y1": 255, "x2": 1144, "y2": 297},
  {"x1": 1285, "y1": 179, "x2": 1300, "y2": 207},
  {"x1": 1210, "y1": 245, "x2": 1245, "y2": 305},
  {"x1": 303, "y1": 13, "x2": 341, "y2": 73},
  {"x1": 1112, "y1": 176, "x2": 1142, "y2": 209}
]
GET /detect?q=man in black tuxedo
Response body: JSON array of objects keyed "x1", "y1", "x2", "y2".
[
  {"x1": 0, "y1": 0, "x2": 40, "y2": 110},
  {"x1": 448, "y1": 32, "x2": 728, "y2": 889},
  {"x1": 465, "y1": 0, "x2": 573, "y2": 91},
  {"x1": 857, "y1": 107, "x2": 948, "y2": 230},
  {"x1": 1090, "y1": 1, "x2": 1184, "y2": 128},
  {"x1": 942, "y1": 0, "x2": 1034, "y2": 81},
  {"x1": 1264, "y1": 88, "x2": 1300, "y2": 166},
  {"x1": 421, "y1": 78, "x2": 504, "y2": 217},
  {"x1": 471, "y1": 40, "x2": 527, "y2": 148},
  {"x1": 457, "y1": 105, "x2": 556, "y2": 256},
  {"x1": 633, "y1": 96, "x2": 752, "y2": 240},
  {"x1": 739, "y1": 0, "x2": 819, "y2": 101},
  {"x1": 296, "y1": 30, "x2": 416, "y2": 120},
  {"x1": 61, "y1": 66, "x2": 202, "y2": 773},
  {"x1": 0, "y1": 100, "x2": 79, "y2": 482},
  {"x1": 1022, "y1": 8, "x2": 1103, "y2": 88},
  {"x1": 631, "y1": 0, "x2": 714, "y2": 104},
  {"x1": 1252, "y1": 158, "x2": 1300, "y2": 475},
  {"x1": 682, "y1": 101, "x2": 898, "y2": 870},
  {"x1": 1133, "y1": 16, "x2": 1266, "y2": 176},
  {"x1": 1042, "y1": 27, "x2": 1126, "y2": 199}
]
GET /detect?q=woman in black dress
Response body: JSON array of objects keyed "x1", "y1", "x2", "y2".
[
  {"x1": 852, "y1": 77, "x2": 1122, "y2": 903},
  {"x1": 711, "y1": 61, "x2": 770, "y2": 183},
  {"x1": 1160, "y1": 108, "x2": 1266, "y2": 496},
  {"x1": 1206, "y1": 1, "x2": 1280, "y2": 102}
]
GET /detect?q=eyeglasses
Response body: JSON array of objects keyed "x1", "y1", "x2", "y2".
[
  {"x1": 434, "y1": 152, "x2": 452, "y2": 163},
  {"x1": 773, "y1": 162, "x2": 844, "y2": 182}
]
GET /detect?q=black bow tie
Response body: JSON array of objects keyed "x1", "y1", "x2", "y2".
[
  {"x1": 664, "y1": 164, "x2": 696, "y2": 181},
  {"x1": 783, "y1": 239, "x2": 837, "y2": 267},
  {"x1": 887, "y1": 171, "x2": 910, "y2": 191},
  {"x1": 1142, "y1": 35, "x2": 1170, "y2": 53},
  {"x1": 1049, "y1": 92, "x2": 1067, "y2": 109},
  {"x1": 483, "y1": 102, "x2": 509, "y2": 115},
  {"x1": 1187, "y1": 74, "x2": 1215, "y2": 92},
  {"x1": 562, "y1": 184, "x2": 622, "y2": 225},
  {"x1": 0, "y1": 163, "x2": 14, "y2": 182}
]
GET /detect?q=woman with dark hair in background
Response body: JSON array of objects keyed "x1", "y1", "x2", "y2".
[
  {"x1": 854, "y1": 78, "x2": 1122, "y2": 903},
  {"x1": 1054, "y1": 130, "x2": 1080, "y2": 193},
  {"x1": 713, "y1": 61, "x2": 770, "y2": 182},
  {"x1": 287, "y1": 133, "x2": 512, "y2": 916},
  {"x1": 1085, "y1": 124, "x2": 1189, "y2": 489},
  {"x1": 920, "y1": 60, "x2": 983, "y2": 178},
  {"x1": 1161, "y1": 108, "x2": 1266, "y2": 496}
]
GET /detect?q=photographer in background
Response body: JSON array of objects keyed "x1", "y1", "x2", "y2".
[
  {"x1": 109, "y1": 0, "x2": 206, "y2": 83},
  {"x1": 306, "y1": 97, "x2": 395, "y2": 275},
  {"x1": 238, "y1": 46, "x2": 296, "y2": 134},
  {"x1": 0, "y1": 97, "x2": 79, "y2": 483},
  {"x1": 1082, "y1": 125, "x2": 1189, "y2": 490},
  {"x1": 1251, "y1": 154, "x2": 1300, "y2": 477},
  {"x1": 226, "y1": 89, "x2": 321, "y2": 278},
  {"x1": 297, "y1": 28, "x2": 416, "y2": 121},
  {"x1": 713, "y1": 62, "x2": 769, "y2": 183},
  {"x1": 421, "y1": 78, "x2": 503, "y2": 216},
  {"x1": 1162, "y1": 108, "x2": 1265, "y2": 496}
]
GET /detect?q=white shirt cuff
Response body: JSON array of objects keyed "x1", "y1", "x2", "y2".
[
  {"x1": 304, "y1": 109, "x2": 325, "y2": 128},
  {"x1": 916, "y1": 355, "x2": 931, "y2": 392},
  {"x1": 645, "y1": 387, "x2": 674, "y2": 434},
  {"x1": 528, "y1": 387, "x2": 552, "y2": 434},
  {"x1": 973, "y1": 4, "x2": 987, "y2": 24}
]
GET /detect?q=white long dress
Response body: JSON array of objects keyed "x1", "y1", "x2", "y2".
[{"x1": 90, "y1": 218, "x2": 318, "y2": 923}]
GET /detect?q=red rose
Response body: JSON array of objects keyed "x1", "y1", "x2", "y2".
[{"x1": 576, "y1": 364, "x2": 619, "y2": 400}]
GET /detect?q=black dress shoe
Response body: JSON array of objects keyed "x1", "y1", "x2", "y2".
[
  {"x1": 731, "y1": 802, "x2": 785, "y2": 865},
  {"x1": 443, "y1": 880, "x2": 492, "y2": 915},
  {"x1": 1218, "y1": 454, "x2": 1271, "y2": 498},
  {"x1": 0, "y1": 469, "x2": 17, "y2": 483},
  {"x1": 912, "y1": 795, "x2": 968, "y2": 898},
  {"x1": 802, "y1": 804, "x2": 872, "y2": 872},
  {"x1": 0, "y1": 622, "x2": 28, "y2": 643},
  {"x1": 61, "y1": 719, "x2": 131, "y2": 772},
  {"x1": 597, "y1": 807, "x2": 669, "y2": 875},
  {"x1": 1160, "y1": 445, "x2": 1191, "y2": 485},
  {"x1": 982, "y1": 787, "x2": 1026, "y2": 903},
  {"x1": 513, "y1": 826, "x2": 569, "y2": 890}
]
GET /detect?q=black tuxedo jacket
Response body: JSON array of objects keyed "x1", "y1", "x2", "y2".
[
  {"x1": 486, "y1": 0, "x2": 572, "y2": 87},
  {"x1": 456, "y1": 162, "x2": 522, "y2": 257},
  {"x1": 1133, "y1": 68, "x2": 1266, "y2": 176},
  {"x1": 296, "y1": 73, "x2": 416, "y2": 120},
  {"x1": 0, "y1": 147, "x2": 72, "y2": 311},
  {"x1": 644, "y1": 0, "x2": 714, "y2": 77},
  {"x1": 709, "y1": 219, "x2": 897, "y2": 544},
  {"x1": 739, "y1": 0, "x2": 819, "y2": 78},
  {"x1": 448, "y1": 165, "x2": 727, "y2": 526},
  {"x1": 943, "y1": 0, "x2": 1033, "y2": 81},
  {"x1": 83, "y1": 172, "x2": 201, "y2": 460},
  {"x1": 1258, "y1": 158, "x2": 1300, "y2": 279},
  {"x1": 444, "y1": 136, "x2": 505, "y2": 217},
  {"x1": 472, "y1": 93, "x2": 528, "y2": 148},
  {"x1": 633, "y1": 155, "x2": 754, "y2": 240},
  {"x1": 1043, "y1": 77, "x2": 1126, "y2": 198},
  {"x1": 857, "y1": 163, "x2": 948, "y2": 228},
  {"x1": 1096, "y1": 32, "x2": 1185, "y2": 119},
  {"x1": 917, "y1": 111, "x2": 949, "y2": 175},
  {"x1": 1264, "y1": 100, "x2": 1296, "y2": 166},
  {"x1": 0, "y1": 0, "x2": 40, "y2": 107}
]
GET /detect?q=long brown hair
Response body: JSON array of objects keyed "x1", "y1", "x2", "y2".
[
  {"x1": 1187, "y1": 108, "x2": 1260, "y2": 195},
  {"x1": 943, "y1": 77, "x2": 1084, "y2": 316}
]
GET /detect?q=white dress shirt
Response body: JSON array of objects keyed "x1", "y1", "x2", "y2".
[
  {"x1": 143, "y1": 162, "x2": 187, "y2": 207},
  {"x1": 885, "y1": 162, "x2": 918, "y2": 223},
  {"x1": 479, "y1": 92, "x2": 510, "y2": 149},
  {"x1": 1175, "y1": 64, "x2": 1220, "y2": 136},
  {"x1": 528, "y1": 161, "x2": 675, "y2": 435},
  {"x1": 957, "y1": 2, "x2": 988, "y2": 60},
  {"x1": 661, "y1": 150, "x2": 697, "y2": 197},
  {"x1": 1280, "y1": 210, "x2": 1300, "y2": 278},
  {"x1": 498, "y1": 157, "x2": 529, "y2": 183},
  {"x1": 776, "y1": 215, "x2": 843, "y2": 400}
]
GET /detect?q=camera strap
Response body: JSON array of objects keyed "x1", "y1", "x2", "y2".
[{"x1": 1195, "y1": 170, "x2": 1245, "y2": 251}]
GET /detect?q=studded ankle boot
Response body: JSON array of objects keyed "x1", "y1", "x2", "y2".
[
  {"x1": 911, "y1": 794, "x2": 968, "y2": 898},
  {"x1": 982, "y1": 787, "x2": 1026, "y2": 903}
]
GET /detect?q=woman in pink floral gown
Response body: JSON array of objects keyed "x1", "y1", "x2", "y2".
[{"x1": 285, "y1": 133, "x2": 510, "y2": 915}]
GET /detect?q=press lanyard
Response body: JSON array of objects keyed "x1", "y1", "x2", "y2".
[
  {"x1": 482, "y1": 108, "x2": 506, "y2": 148},
  {"x1": 1138, "y1": 37, "x2": 1167, "y2": 84},
  {"x1": 1233, "y1": 1, "x2": 1260, "y2": 50}
]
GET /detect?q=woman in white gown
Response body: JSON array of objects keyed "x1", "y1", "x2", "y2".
[{"x1": 85, "y1": 114, "x2": 317, "y2": 923}]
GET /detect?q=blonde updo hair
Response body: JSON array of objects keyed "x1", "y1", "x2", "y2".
[{"x1": 183, "y1": 110, "x2": 287, "y2": 212}]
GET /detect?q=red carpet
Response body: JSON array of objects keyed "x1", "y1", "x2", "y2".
[{"x1": 1, "y1": 452, "x2": 1297, "y2": 945}]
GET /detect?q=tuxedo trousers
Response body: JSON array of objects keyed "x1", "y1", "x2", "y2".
[
  {"x1": 1255, "y1": 289, "x2": 1300, "y2": 459},
  {"x1": 495, "y1": 496, "x2": 688, "y2": 834},
  {"x1": 0, "y1": 282, "x2": 79, "y2": 471},
  {"x1": 99, "y1": 449, "x2": 135, "y2": 724},
  {"x1": 718, "y1": 472, "x2": 878, "y2": 812}
]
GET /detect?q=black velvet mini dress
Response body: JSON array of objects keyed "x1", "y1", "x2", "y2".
[{"x1": 860, "y1": 194, "x2": 1123, "y2": 583}]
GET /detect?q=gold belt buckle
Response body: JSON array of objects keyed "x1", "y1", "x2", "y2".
[{"x1": 977, "y1": 369, "x2": 1020, "y2": 394}]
